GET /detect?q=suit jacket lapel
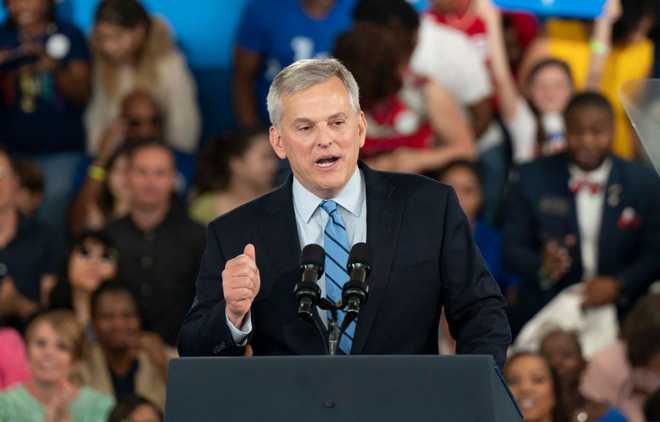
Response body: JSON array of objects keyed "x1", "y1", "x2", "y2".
[
  {"x1": 352, "y1": 163, "x2": 404, "y2": 354},
  {"x1": 256, "y1": 179, "x2": 328, "y2": 348},
  {"x1": 256, "y1": 178, "x2": 301, "y2": 282},
  {"x1": 598, "y1": 158, "x2": 624, "y2": 273},
  {"x1": 558, "y1": 156, "x2": 580, "y2": 242}
]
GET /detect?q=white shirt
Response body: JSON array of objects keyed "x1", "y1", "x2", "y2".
[
  {"x1": 506, "y1": 99, "x2": 538, "y2": 164},
  {"x1": 411, "y1": 16, "x2": 492, "y2": 106},
  {"x1": 227, "y1": 168, "x2": 368, "y2": 343},
  {"x1": 569, "y1": 159, "x2": 612, "y2": 280}
]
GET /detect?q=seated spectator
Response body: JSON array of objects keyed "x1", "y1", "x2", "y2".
[
  {"x1": 503, "y1": 93, "x2": 660, "y2": 336},
  {"x1": 107, "y1": 395, "x2": 163, "y2": 422},
  {"x1": 504, "y1": 351, "x2": 565, "y2": 422},
  {"x1": 13, "y1": 158, "x2": 44, "y2": 217},
  {"x1": 0, "y1": 0, "x2": 91, "y2": 229},
  {"x1": 80, "y1": 281, "x2": 173, "y2": 410},
  {"x1": 96, "y1": 89, "x2": 165, "y2": 162},
  {"x1": 540, "y1": 329, "x2": 627, "y2": 422},
  {"x1": 477, "y1": 0, "x2": 575, "y2": 162},
  {"x1": 334, "y1": 23, "x2": 475, "y2": 174},
  {"x1": 519, "y1": 0, "x2": 655, "y2": 159},
  {"x1": 0, "y1": 146, "x2": 59, "y2": 330},
  {"x1": 581, "y1": 294, "x2": 660, "y2": 422},
  {"x1": 48, "y1": 230, "x2": 118, "y2": 333},
  {"x1": 0, "y1": 310, "x2": 114, "y2": 422},
  {"x1": 431, "y1": 160, "x2": 517, "y2": 293},
  {"x1": 69, "y1": 89, "x2": 164, "y2": 236},
  {"x1": 86, "y1": 0, "x2": 200, "y2": 155},
  {"x1": 0, "y1": 327, "x2": 30, "y2": 390},
  {"x1": 68, "y1": 145, "x2": 132, "y2": 236},
  {"x1": 189, "y1": 128, "x2": 277, "y2": 225},
  {"x1": 233, "y1": 0, "x2": 355, "y2": 128},
  {"x1": 645, "y1": 389, "x2": 660, "y2": 422},
  {"x1": 105, "y1": 140, "x2": 205, "y2": 346}
]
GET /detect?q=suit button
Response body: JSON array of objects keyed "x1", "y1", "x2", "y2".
[{"x1": 213, "y1": 342, "x2": 226, "y2": 354}]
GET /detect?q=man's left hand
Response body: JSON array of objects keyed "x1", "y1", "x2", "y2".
[{"x1": 582, "y1": 276, "x2": 621, "y2": 308}]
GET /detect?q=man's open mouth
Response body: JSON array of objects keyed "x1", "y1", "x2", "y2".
[{"x1": 315, "y1": 156, "x2": 340, "y2": 168}]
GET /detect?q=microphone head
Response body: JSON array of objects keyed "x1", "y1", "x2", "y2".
[
  {"x1": 46, "y1": 34, "x2": 70, "y2": 60},
  {"x1": 301, "y1": 244, "x2": 325, "y2": 271},
  {"x1": 347, "y1": 243, "x2": 370, "y2": 269}
]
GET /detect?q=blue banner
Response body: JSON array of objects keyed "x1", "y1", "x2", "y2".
[{"x1": 494, "y1": 0, "x2": 606, "y2": 18}]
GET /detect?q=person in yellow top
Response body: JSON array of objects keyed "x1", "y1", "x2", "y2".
[{"x1": 519, "y1": 0, "x2": 656, "y2": 159}]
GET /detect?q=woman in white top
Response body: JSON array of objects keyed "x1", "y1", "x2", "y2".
[
  {"x1": 476, "y1": 0, "x2": 575, "y2": 163},
  {"x1": 85, "y1": 0, "x2": 200, "y2": 156}
]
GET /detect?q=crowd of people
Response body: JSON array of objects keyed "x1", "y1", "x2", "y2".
[{"x1": 0, "y1": 0, "x2": 659, "y2": 420}]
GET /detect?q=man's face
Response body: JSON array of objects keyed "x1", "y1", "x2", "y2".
[
  {"x1": 566, "y1": 106, "x2": 613, "y2": 172},
  {"x1": 269, "y1": 77, "x2": 366, "y2": 199},
  {"x1": 121, "y1": 94, "x2": 163, "y2": 142},
  {"x1": 127, "y1": 146, "x2": 176, "y2": 210},
  {"x1": 7, "y1": 0, "x2": 49, "y2": 28},
  {"x1": 0, "y1": 154, "x2": 18, "y2": 212},
  {"x1": 93, "y1": 291, "x2": 141, "y2": 351}
]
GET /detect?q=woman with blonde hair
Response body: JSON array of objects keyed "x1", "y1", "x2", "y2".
[
  {"x1": 85, "y1": 0, "x2": 200, "y2": 156},
  {"x1": 0, "y1": 310, "x2": 114, "y2": 422}
]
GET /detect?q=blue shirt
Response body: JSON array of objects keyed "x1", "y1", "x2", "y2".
[
  {"x1": 0, "y1": 20, "x2": 90, "y2": 154},
  {"x1": 474, "y1": 219, "x2": 519, "y2": 293},
  {"x1": 292, "y1": 167, "x2": 367, "y2": 299},
  {"x1": 236, "y1": 0, "x2": 355, "y2": 123}
]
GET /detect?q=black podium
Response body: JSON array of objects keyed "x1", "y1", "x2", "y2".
[{"x1": 165, "y1": 355, "x2": 522, "y2": 422}]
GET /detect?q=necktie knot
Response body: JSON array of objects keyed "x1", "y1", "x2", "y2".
[{"x1": 320, "y1": 200, "x2": 338, "y2": 215}]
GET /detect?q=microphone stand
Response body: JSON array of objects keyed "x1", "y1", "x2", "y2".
[
  {"x1": 317, "y1": 298, "x2": 361, "y2": 356},
  {"x1": 318, "y1": 298, "x2": 340, "y2": 356}
]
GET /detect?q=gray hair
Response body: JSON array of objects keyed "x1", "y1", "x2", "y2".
[{"x1": 266, "y1": 58, "x2": 361, "y2": 126}]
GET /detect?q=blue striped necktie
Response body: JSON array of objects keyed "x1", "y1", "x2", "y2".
[{"x1": 320, "y1": 200, "x2": 355, "y2": 354}]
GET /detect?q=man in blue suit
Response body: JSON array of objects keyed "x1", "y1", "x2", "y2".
[
  {"x1": 179, "y1": 58, "x2": 511, "y2": 367},
  {"x1": 503, "y1": 92, "x2": 660, "y2": 336}
]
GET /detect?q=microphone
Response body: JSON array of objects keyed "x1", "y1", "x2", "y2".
[
  {"x1": 342, "y1": 243, "x2": 371, "y2": 321},
  {"x1": 294, "y1": 244, "x2": 324, "y2": 321}
]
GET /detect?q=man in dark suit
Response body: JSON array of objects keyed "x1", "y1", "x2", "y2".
[
  {"x1": 178, "y1": 58, "x2": 510, "y2": 367},
  {"x1": 503, "y1": 92, "x2": 660, "y2": 336}
]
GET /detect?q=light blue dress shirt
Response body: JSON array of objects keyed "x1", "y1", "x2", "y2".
[{"x1": 228, "y1": 168, "x2": 367, "y2": 343}]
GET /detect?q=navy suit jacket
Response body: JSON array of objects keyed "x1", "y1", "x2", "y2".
[
  {"x1": 503, "y1": 153, "x2": 660, "y2": 335},
  {"x1": 178, "y1": 163, "x2": 511, "y2": 367}
]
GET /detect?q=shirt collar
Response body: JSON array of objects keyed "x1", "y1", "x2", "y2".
[
  {"x1": 569, "y1": 158, "x2": 612, "y2": 185},
  {"x1": 292, "y1": 167, "x2": 364, "y2": 223}
]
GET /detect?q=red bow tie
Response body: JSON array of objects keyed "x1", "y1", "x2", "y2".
[{"x1": 569, "y1": 179, "x2": 602, "y2": 194}]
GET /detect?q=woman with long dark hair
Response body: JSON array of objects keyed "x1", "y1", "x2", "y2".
[
  {"x1": 48, "y1": 230, "x2": 118, "y2": 335},
  {"x1": 189, "y1": 128, "x2": 276, "y2": 224},
  {"x1": 334, "y1": 22, "x2": 475, "y2": 174},
  {"x1": 504, "y1": 352, "x2": 567, "y2": 422}
]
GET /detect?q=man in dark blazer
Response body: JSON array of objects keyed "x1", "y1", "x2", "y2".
[
  {"x1": 503, "y1": 92, "x2": 660, "y2": 336},
  {"x1": 178, "y1": 58, "x2": 510, "y2": 367}
]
